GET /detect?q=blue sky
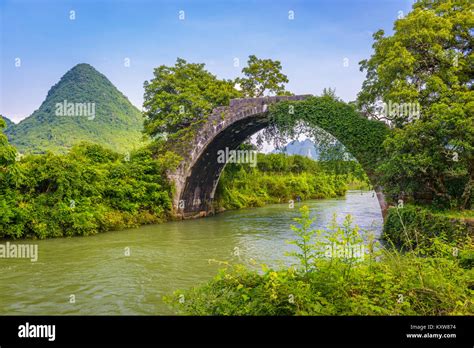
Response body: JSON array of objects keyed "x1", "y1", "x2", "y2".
[{"x1": 1, "y1": 0, "x2": 413, "y2": 123}]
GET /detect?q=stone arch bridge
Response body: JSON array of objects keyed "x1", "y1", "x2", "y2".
[{"x1": 168, "y1": 95, "x2": 389, "y2": 219}]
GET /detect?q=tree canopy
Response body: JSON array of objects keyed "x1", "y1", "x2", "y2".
[
  {"x1": 143, "y1": 58, "x2": 241, "y2": 137},
  {"x1": 358, "y1": 0, "x2": 473, "y2": 209},
  {"x1": 143, "y1": 55, "x2": 293, "y2": 140},
  {"x1": 236, "y1": 55, "x2": 290, "y2": 97}
]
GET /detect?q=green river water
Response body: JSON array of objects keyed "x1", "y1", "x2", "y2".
[{"x1": 0, "y1": 190, "x2": 382, "y2": 315}]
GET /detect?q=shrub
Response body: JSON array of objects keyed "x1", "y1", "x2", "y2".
[
  {"x1": 0, "y1": 143, "x2": 173, "y2": 239},
  {"x1": 383, "y1": 205, "x2": 472, "y2": 250}
]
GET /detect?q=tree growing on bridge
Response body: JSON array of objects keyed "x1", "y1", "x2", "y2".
[
  {"x1": 143, "y1": 58, "x2": 241, "y2": 137},
  {"x1": 236, "y1": 55, "x2": 291, "y2": 97},
  {"x1": 143, "y1": 56, "x2": 293, "y2": 140},
  {"x1": 358, "y1": 0, "x2": 473, "y2": 209}
]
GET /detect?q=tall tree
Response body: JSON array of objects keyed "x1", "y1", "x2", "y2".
[
  {"x1": 236, "y1": 55, "x2": 290, "y2": 97},
  {"x1": 358, "y1": 0, "x2": 473, "y2": 209},
  {"x1": 143, "y1": 58, "x2": 241, "y2": 137}
]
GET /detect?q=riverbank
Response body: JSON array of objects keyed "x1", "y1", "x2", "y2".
[
  {"x1": 0, "y1": 143, "x2": 369, "y2": 240},
  {"x1": 214, "y1": 153, "x2": 369, "y2": 211}
]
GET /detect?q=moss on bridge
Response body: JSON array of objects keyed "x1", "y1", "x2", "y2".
[{"x1": 268, "y1": 96, "x2": 390, "y2": 179}]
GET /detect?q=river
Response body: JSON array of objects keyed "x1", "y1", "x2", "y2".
[{"x1": 0, "y1": 190, "x2": 382, "y2": 315}]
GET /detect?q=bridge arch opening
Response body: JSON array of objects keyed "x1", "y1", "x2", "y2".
[{"x1": 168, "y1": 96, "x2": 390, "y2": 219}]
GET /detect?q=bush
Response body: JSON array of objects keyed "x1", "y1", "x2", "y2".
[
  {"x1": 0, "y1": 143, "x2": 174, "y2": 239},
  {"x1": 383, "y1": 205, "x2": 473, "y2": 250}
]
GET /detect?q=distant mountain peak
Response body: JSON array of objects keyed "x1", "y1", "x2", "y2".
[
  {"x1": 272, "y1": 139, "x2": 320, "y2": 160},
  {"x1": 61, "y1": 63, "x2": 106, "y2": 81},
  {"x1": 71, "y1": 63, "x2": 95, "y2": 69}
]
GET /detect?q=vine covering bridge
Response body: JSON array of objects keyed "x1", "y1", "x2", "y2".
[{"x1": 167, "y1": 95, "x2": 390, "y2": 219}]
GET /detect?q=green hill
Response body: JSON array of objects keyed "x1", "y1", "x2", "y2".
[{"x1": 6, "y1": 63, "x2": 145, "y2": 154}]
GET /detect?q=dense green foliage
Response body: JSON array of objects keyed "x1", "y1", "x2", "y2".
[
  {"x1": 0, "y1": 118, "x2": 17, "y2": 176},
  {"x1": 166, "y1": 207, "x2": 474, "y2": 315},
  {"x1": 143, "y1": 58, "x2": 241, "y2": 137},
  {"x1": 235, "y1": 55, "x2": 290, "y2": 97},
  {"x1": 0, "y1": 142, "x2": 177, "y2": 239},
  {"x1": 6, "y1": 64, "x2": 145, "y2": 154},
  {"x1": 215, "y1": 153, "x2": 368, "y2": 210},
  {"x1": 383, "y1": 205, "x2": 473, "y2": 252},
  {"x1": 1, "y1": 116, "x2": 13, "y2": 131},
  {"x1": 358, "y1": 0, "x2": 474, "y2": 209},
  {"x1": 143, "y1": 55, "x2": 292, "y2": 152}
]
